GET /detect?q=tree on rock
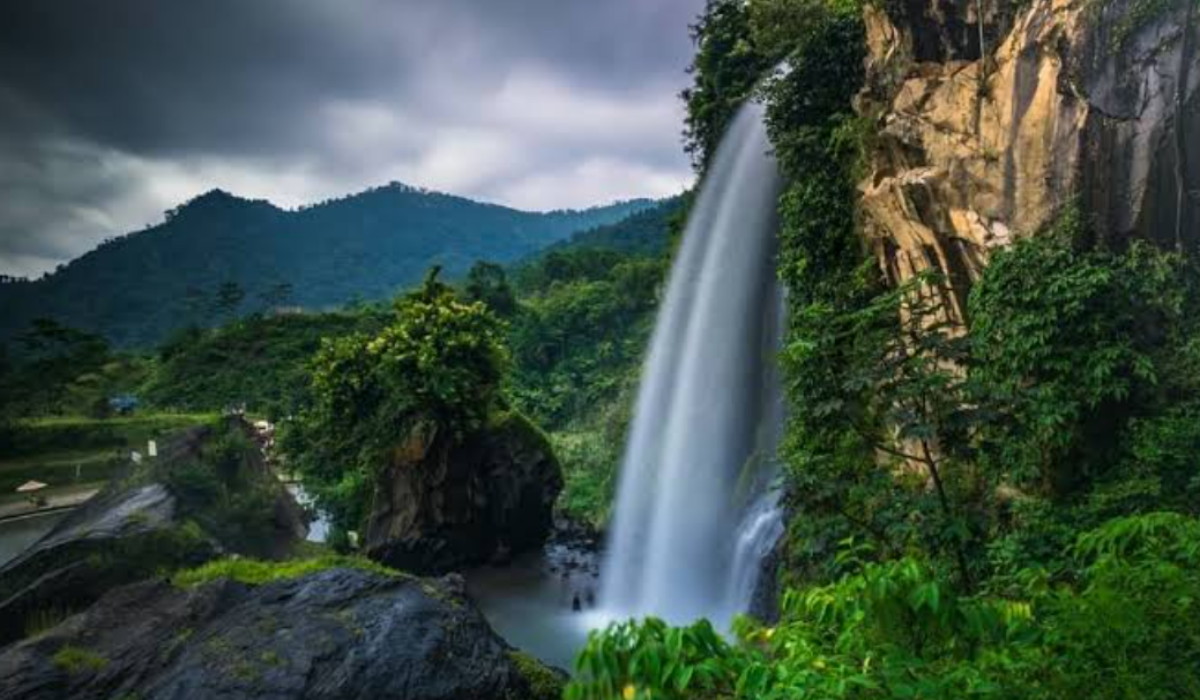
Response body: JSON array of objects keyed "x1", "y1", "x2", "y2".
[{"x1": 283, "y1": 269, "x2": 561, "y2": 573}]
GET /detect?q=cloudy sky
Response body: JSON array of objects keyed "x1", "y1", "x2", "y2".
[{"x1": 0, "y1": 0, "x2": 705, "y2": 278}]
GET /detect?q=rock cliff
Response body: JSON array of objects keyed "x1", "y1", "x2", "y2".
[
  {"x1": 0, "y1": 567, "x2": 563, "y2": 700},
  {"x1": 858, "y1": 0, "x2": 1199, "y2": 316},
  {"x1": 364, "y1": 412, "x2": 563, "y2": 574}
]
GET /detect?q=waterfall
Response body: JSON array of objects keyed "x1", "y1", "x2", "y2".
[{"x1": 599, "y1": 100, "x2": 785, "y2": 626}]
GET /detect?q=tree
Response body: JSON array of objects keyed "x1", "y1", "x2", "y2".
[
  {"x1": 213, "y1": 282, "x2": 245, "y2": 320},
  {"x1": 463, "y1": 261, "x2": 517, "y2": 317},
  {"x1": 281, "y1": 270, "x2": 509, "y2": 529},
  {"x1": 183, "y1": 286, "x2": 210, "y2": 324},
  {"x1": 681, "y1": 0, "x2": 775, "y2": 172},
  {"x1": 8, "y1": 319, "x2": 113, "y2": 416},
  {"x1": 258, "y1": 281, "x2": 295, "y2": 312}
]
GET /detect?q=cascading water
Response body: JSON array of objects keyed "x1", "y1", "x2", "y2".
[{"x1": 599, "y1": 100, "x2": 786, "y2": 626}]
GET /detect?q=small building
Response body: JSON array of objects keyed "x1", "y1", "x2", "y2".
[{"x1": 108, "y1": 395, "x2": 140, "y2": 415}]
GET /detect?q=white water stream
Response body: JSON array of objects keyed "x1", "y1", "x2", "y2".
[{"x1": 599, "y1": 100, "x2": 786, "y2": 626}]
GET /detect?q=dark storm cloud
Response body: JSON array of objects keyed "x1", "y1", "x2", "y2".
[{"x1": 0, "y1": 0, "x2": 706, "y2": 277}]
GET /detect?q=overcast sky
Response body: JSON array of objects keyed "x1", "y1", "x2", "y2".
[{"x1": 0, "y1": 0, "x2": 705, "y2": 278}]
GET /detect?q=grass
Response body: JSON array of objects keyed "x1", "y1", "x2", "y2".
[
  {"x1": 51, "y1": 645, "x2": 108, "y2": 673},
  {"x1": 507, "y1": 650, "x2": 566, "y2": 700},
  {"x1": 0, "y1": 412, "x2": 219, "y2": 492},
  {"x1": 3, "y1": 412, "x2": 219, "y2": 457},
  {"x1": 19, "y1": 413, "x2": 217, "y2": 429},
  {"x1": 0, "y1": 449, "x2": 117, "y2": 495},
  {"x1": 172, "y1": 555, "x2": 400, "y2": 588}
]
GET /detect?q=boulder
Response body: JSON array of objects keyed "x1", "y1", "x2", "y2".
[
  {"x1": 365, "y1": 412, "x2": 563, "y2": 574},
  {"x1": 0, "y1": 566, "x2": 563, "y2": 700}
]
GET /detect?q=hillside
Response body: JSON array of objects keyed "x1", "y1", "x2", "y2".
[
  {"x1": 0, "y1": 183, "x2": 655, "y2": 348},
  {"x1": 540, "y1": 195, "x2": 686, "y2": 257}
]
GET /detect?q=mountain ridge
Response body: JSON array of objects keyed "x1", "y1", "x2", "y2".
[{"x1": 0, "y1": 182, "x2": 660, "y2": 348}]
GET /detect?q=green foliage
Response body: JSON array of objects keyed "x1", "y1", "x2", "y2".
[
  {"x1": 504, "y1": 225, "x2": 673, "y2": 524},
  {"x1": 540, "y1": 197, "x2": 686, "y2": 258},
  {"x1": 52, "y1": 645, "x2": 109, "y2": 674},
  {"x1": 0, "y1": 319, "x2": 151, "y2": 419},
  {"x1": 144, "y1": 308, "x2": 389, "y2": 416},
  {"x1": 507, "y1": 650, "x2": 567, "y2": 700},
  {"x1": 0, "y1": 413, "x2": 216, "y2": 496},
  {"x1": 213, "y1": 281, "x2": 246, "y2": 320},
  {"x1": 158, "y1": 420, "x2": 288, "y2": 557},
  {"x1": 172, "y1": 554, "x2": 398, "y2": 588},
  {"x1": 464, "y1": 261, "x2": 519, "y2": 317},
  {"x1": 550, "y1": 389, "x2": 634, "y2": 527},
  {"x1": 682, "y1": 0, "x2": 777, "y2": 171},
  {"x1": 969, "y1": 213, "x2": 1194, "y2": 496},
  {"x1": 570, "y1": 514, "x2": 1200, "y2": 699},
  {"x1": 569, "y1": 618, "x2": 740, "y2": 700},
  {"x1": 281, "y1": 275, "x2": 509, "y2": 530},
  {"x1": 509, "y1": 253, "x2": 662, "y2": 429}
]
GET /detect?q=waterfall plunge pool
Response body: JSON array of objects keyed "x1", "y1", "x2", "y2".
[{"x1": 465, "y1": 539, "x2": 604, "y2": 671}]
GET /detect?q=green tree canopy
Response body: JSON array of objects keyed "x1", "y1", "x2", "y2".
[{"x1": 281, "y1": 271, "x2": 509, "y2": 530}]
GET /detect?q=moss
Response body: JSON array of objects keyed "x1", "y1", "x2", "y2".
[
  {"x1": 51, "y1": 645, "x2": 108, "y2": 674},
  {"x1": 507, "y1": 650, "x2": 565, "y2": 700},
  {"x1": 488, "y1": 409, "x2": 558, "y2": 460},
  {"x1": 172, "y1": 554, "x2": 400, "y2": 588}
]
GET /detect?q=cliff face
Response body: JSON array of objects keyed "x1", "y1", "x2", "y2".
[
  {"x1": 858, "y1": 0, "x2": 1199, "y2": 317},
  {"x1": 364, "y1": 413, "x2": 563, "y2": 574}
]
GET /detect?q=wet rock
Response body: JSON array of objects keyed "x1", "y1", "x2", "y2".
[
  {"x1": 364, "y1": 412, "x2": 563, "y2": 575},
  {"x1": 0, "y1": 567, "x2": 564, "y2": 700}
]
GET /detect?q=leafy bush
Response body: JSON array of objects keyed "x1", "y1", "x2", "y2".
[
  {"x1": 159, "y1": 420, "x2": 284, "y2": 556},
  {"x1": 569, "y1": 514, "x2": 1200, "y2": 699},
  {"x1": 969, "y1": 211, "x2": 1194, "y2": 496}
]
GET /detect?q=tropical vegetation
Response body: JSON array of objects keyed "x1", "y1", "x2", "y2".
[{"x1": 566, "y1": 0, "x2": 1200, "y2": 697}]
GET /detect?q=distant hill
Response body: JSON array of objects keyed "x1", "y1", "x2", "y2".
[
  {"x1": 0, "y1": 183, "x2": 655, "y2": 347},
  {"x1": 545, "y1": 195, "x2": 686, "y2": 257}
]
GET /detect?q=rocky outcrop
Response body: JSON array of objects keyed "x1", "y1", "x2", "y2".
[
  {"x1": 0, "y1": 419, "x2": 306, "y2": 647},
  {"x1": 365, "y1": 412, "x2": 563, "y2": 574},
  {"x1": 0, "y1": 567, "x2": 563, "y2": 700},
  {"x1": 859, "y1": 0, "x2": 1200, "y2": 316}
]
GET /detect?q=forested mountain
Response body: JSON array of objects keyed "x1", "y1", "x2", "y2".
[
  {"x1": 0, "y1": 183, "x2": 655, "y2": 348},
  {"x1": 539, "y1": 195, "x2": 686, "y2": 257}
]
